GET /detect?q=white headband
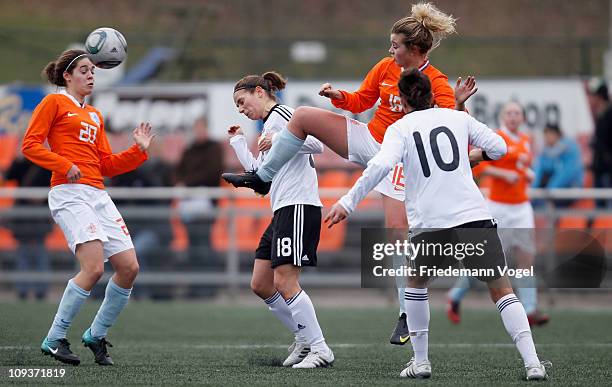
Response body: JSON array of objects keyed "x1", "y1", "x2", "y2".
[{"x1": 64, "y1": 54, "x2": 88, "y2": 73}]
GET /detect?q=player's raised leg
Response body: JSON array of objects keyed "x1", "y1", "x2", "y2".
[
  {"x1": 41, "y1": 240, "x2": 104, "y2": 365},
  {"x1": 223, "y1": 107, "x2": 348, "y2": 193},
  {"x1": 256, "y1": 107, "x2": 348, "y2": 182}
]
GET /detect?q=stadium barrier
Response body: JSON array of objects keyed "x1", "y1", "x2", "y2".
[{"x1": 0, "y1": 187, "x2": 611, "y2": 295}]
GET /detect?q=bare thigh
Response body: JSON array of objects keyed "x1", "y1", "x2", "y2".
[{"x1": 289, "y1": 106, "x2": 349, "y2": 158}]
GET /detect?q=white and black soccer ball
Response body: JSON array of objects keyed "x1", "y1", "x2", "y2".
[{"x1": 85, "y1": 27, "x2": 127, "y2": 69}]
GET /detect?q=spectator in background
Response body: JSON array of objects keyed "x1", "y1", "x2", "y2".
[
  {"x1": 532, "y1": 124, "x2": 584, "y2": 207},
  {"x1": 5, "y1": 153, "x2": 52, "y2": 300},
  {"x1": 175, "y1": 117, "x2": 224, "y2": 273},
  {"x1": 587, "y1": 78, "x2": 612, "y2": 208}
]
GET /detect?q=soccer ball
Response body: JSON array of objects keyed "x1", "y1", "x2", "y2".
[{"x1": 85, "y1": 27, "x2": 127, "y2": 69}]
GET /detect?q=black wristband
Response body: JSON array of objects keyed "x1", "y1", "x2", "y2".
[{"x1": 482, "y1": 151, "x2": 493, "y2": 161}]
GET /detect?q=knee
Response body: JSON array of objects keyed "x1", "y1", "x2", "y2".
[
  {"x1": 120, "y1": 261, "x2": 140, "y2": 280},
  {"x1": 84, "y1": 265, "x2": 105, "y2": 283},
  {"x1": 250, "y1": 278, "x2": 273, "y2": 299},
  {"x1": 292, "y1": 107, "x2": 312, "y2": 132},
  {"x1": 488, "y1": 286, "x2": 512, "y2": 303},
  {"x1": 273, "y1": 275, "x2": 298, "y2": 299}
]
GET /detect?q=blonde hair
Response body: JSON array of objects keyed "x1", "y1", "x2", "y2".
[{"x1": 391, "y1": 2, "x2": 456, "y2": 54}]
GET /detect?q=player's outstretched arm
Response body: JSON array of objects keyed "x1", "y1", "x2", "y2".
[{"x1": 99, "y1": 121, "x2": 152, "y2": 178}]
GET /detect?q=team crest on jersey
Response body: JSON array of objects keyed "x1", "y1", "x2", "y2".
[{"x1": 89, "y1": 112, "x2": 101, "y2": 126}]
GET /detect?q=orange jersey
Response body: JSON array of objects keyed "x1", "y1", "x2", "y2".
[
  {"x1": 332, "y1": 57, "x2": 455, "y2": 143},
  {"x1": 22, "y1": 91, "x2": 147, "y2": 189},
  {"x1": 481, "y1": 129, "x2": 532, "y2": 204}
]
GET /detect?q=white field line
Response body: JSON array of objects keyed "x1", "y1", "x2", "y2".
[{"x1": 2, "y1": 343, "x2": 612, "y2": 351}]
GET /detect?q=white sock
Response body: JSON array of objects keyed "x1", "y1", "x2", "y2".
[
  {"x1": 405, "y1": 287, "x2": 429, "y2": 363},
  {"x1": 285, "y1": 290, "x2": 327, "y2": 352},
  {"x1": 264, "y1": 291, "x2": 305, "y2": 343},
  {"x1": 392, "y1": 253, "x2": 407, "y2": 315},
  {"x1": 496, "y1": 293, "x2": 540, "y2": 366},
  {"x1": 397, "y1": 288, "x2": 406, "y2": 315}
]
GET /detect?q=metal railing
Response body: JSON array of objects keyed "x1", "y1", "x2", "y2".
[{"x1": 1, "y1": 187, "x2": 611, "y2": 294}]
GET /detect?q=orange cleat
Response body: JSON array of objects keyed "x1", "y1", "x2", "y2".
[{"x1": 446, "y1": 299, "x2": 461, "y2": 325}]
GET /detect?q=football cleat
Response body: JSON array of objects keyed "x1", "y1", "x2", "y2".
[
  {"x1": 525, "y1": 361, "x2": 551, "y2": 380},
  {"x1": 283, "y1": 341, "x2": 310, "y2": 367},
  {"x1": 527, "y1": 310, "x2": 550, "y2": 327},
  {"x1": 400, "y1": 357, "x2": 432, "y2": 379},
  {"x1": 221, "y1": 171, "x2": 271, "y2": 195},
  {"x1": 82, "y1": 328, "x2": 114, "y2": 365},
  {"x1": 446, "y1": 299, "x2": 461, "y2": 324},
  {"x1": 41, "y1": 337, "x2": 80, "y2": 365},
  {"x1": 389, "y1": 313, "x2": 410, "y2": 345},
  {"x1": 292, "y1": 348, "x2": 334, "y2": 368}
]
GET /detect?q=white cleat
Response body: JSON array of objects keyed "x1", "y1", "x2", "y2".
[
  {"x1": 526, "y1": 361, "x2": 550, "y2": 380},
  {"x1": 283, "y1": 341, "x2": 310, "y2": 367},
  {"x1": 292, "y1": 348, "x2": 334, "y2": 368},
  {"x1": 400, "y1": 357, "x2": 432, "y2": 379}
]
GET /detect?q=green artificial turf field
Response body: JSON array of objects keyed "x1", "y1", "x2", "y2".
[{"x1": 1, "y1": 301, "x2": 611, "y2": 385}]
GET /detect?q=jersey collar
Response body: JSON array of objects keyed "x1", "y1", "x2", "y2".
[
  {"x1": 400, "y1": 59, "x2": 430, "y2": 73},
  {"x1": 418, "y1": 59, "x2": 430, "y2": 72},
  {"x1": 263, "y1": 104, "x2": 280, "y2": 123},
  {"x1": 58, "y1": 88, "x2": 87, "y2": 108}
]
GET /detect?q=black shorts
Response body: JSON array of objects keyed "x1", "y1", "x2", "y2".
[
  {"x1": 255, "y1": 204, "x2": 321, "y2": 268},
  {"x1": 409, "y1": 219, "x2": 507, "y2": 282}
]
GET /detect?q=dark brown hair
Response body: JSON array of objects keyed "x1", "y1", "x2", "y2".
[
  {"x1": 42, "y1": 49, "x2": 89, "y2": 87},
  {"x1": 398, "y1": 69, "x2": 433, "y2": 111},
  {"x1": 233, "y1": 71, "x2": 287, "y2": 101},
  {"x1": 391, "y1": 2, "x2": 456, "y2": 55}
]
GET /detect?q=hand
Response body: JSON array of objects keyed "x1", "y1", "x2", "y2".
[
  {"x1": 469, "y1": 149, "x2": 482, "y2": 168},
  {"x1": 455, "y1": 76, "x2": 478, "y2": 107},
  {"x1": 318, "y1": 83, "x2": 343, "y2": 100},
  {"x1": 257, "y1": 133, "x2": 273, "y2": 152},
  {"x1": 228, "y1": 125, "x2": 244, "y2": 138},
  {"x1": 323, "y1": 202, "x2": 349, "y2": 229},
  {"x1": 524, "y1": 168, "x2": 535, "y2": 183},
  {"x1": 66, "y1": 165, "x2": 82, "y2": 183},
  {"x1": 133, "y1": 122, "x2": 154, "y2": 151},
  {"x1": 503, "y1": 170, "x2": 520, "y2": 184}
]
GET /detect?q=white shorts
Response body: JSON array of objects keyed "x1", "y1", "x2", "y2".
[
  {"x1": 487, "y1": 200, "x2": 535, "y2": 255},
  {"x1": 345, "y1": 117, "x2": 405, "y2": 201},
  {"x1": 48, "y1": 184, "x2": 134, "y2": 261}
]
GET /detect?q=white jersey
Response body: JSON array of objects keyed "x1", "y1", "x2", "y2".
[
  {"x1": 230, "y1": 104, "x2": 323, "y2": 212},
  {"x1": 339, "y1": 108, "x2": 507, "y2": 229}
]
